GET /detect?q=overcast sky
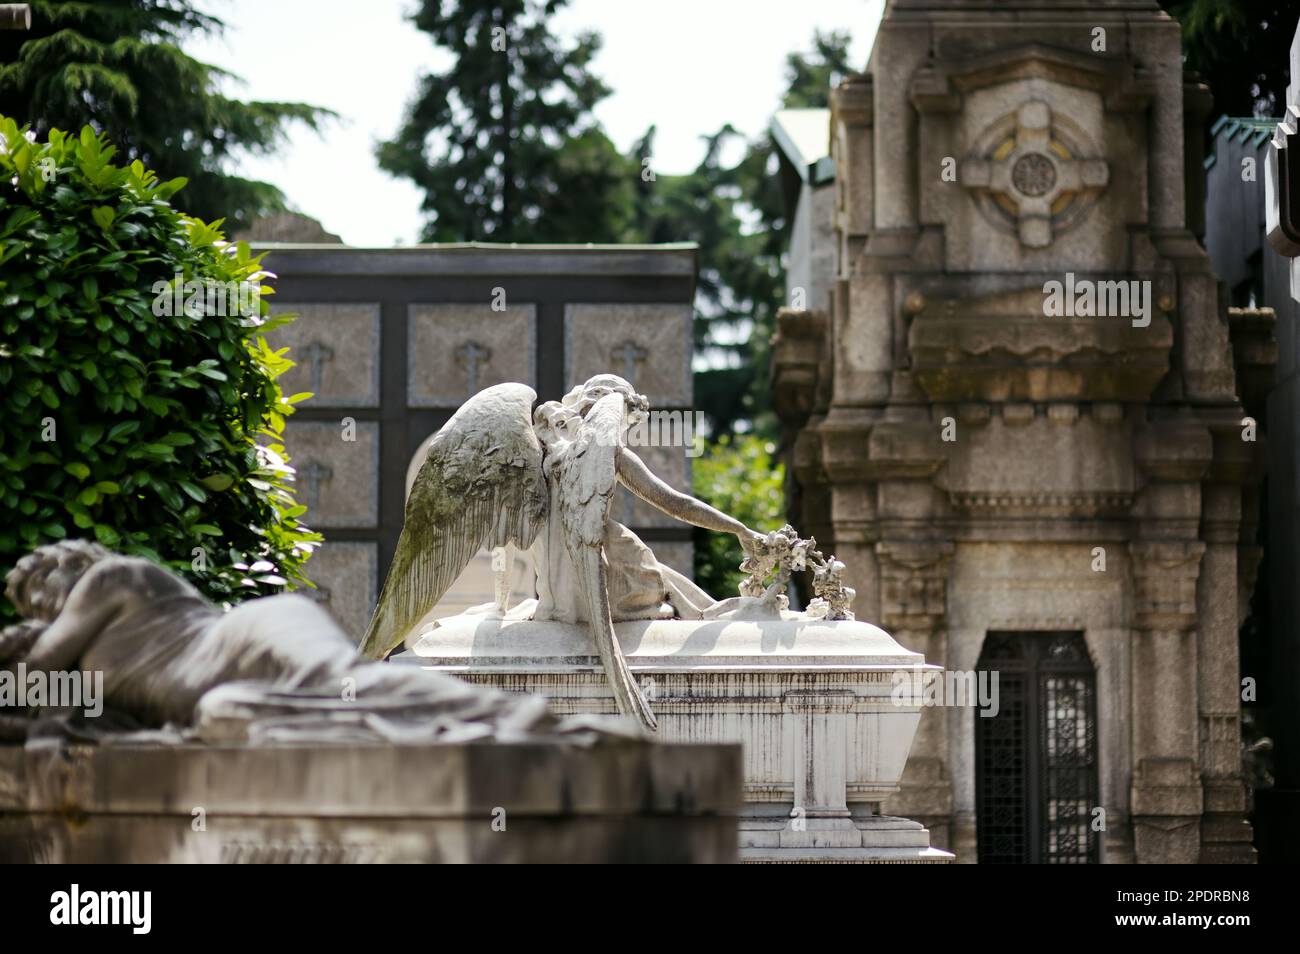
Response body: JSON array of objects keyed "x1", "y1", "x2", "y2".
[{"x1": 185, "y1": 0, "x2": 884, "y2": 245}]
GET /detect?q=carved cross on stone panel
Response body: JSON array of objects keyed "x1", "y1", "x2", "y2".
[
  {"x1": 611, "y1": 339, "x2": 649, "y2": 384},
  {"x1": 455, "y1": 340, "x2": 492, "y2": 394},
  {"x1": 302, "y1": 340, "x2": 334, "y2": 394},
  {"x1": 960, "y1": 100, "x2": 1109, "y2": 248},
  {"x1": 301, "y1": 461, "x2": 333, "y2": 512}
]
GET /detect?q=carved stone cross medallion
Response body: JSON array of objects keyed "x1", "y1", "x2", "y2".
[
  {"x1": 301, "y1": 461, "x2": 334, "y2": 512},
  {"x1": 611, "y1": 339, "x2": 649, "y2": 384},
  {"x1": 301, "y1": 339, "x2": 334, "y2": 394},
  {"x1": 960, "y1": 100, "x2": 1109, "y2": 248},
  {"x1": 455, "y1": 340, "x2": 491, "y2": 394}
]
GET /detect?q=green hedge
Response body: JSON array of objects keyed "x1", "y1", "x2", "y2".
[{"x1": 0, "y1": 117, "x2": 319, "y2": 619}]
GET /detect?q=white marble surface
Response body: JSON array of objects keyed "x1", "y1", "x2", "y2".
[{"x1": 395, "y1": 614, "x2": 952, "y2": 862}]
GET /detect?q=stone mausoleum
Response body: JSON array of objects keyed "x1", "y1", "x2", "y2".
[{"x1": 771, "y1": 0, "x2": 1263, "y2": 863}]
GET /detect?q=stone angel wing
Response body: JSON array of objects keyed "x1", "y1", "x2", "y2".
[
  {"x1": 359, "y1": 383, "x2": 547, "y2": 659},
  {"x1": 554, "y1": 391, "x2": 658, "y2": 730}
]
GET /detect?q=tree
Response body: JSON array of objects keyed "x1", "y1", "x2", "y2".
[
  {"x1": 0, "y1": 117, "x2": 319, "y2": 621},
  {"x1": 378, "y1": 0, "x2": 635, "y2": 243},
  {"x1": 635, "y1": 30, "x2": 854, "y2": 439},
  {"x1": 657, "y1": 31, "x2": 852, "y2": 582},
  {"x1": 0, "y1": 0, "x2": 332, "y2": 228},
  {"x1": 778, "y1": 29, "x2": 857, "y2": 110},
  {"x1": 1161, "y1": 0, "x2": 1295, "y2": 118},
  {"x1": 629, "y1": 124, "x2": 778, "y2": 436}
]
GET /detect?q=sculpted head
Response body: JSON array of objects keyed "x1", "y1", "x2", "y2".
[
  {"x1": 533, "y1": 400, "x2": 581, "y2": 447},
  {"x1": 5, "y1": 539, "x2": 111, "y2": 622},
  {"x1": 562, "y1": 374, "x2": 649, "y2": 421}
]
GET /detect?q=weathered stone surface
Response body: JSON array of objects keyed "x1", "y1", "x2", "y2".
[
  {"x1": 565, "y1": 304, "x2": 692, "y2": 406},
  {"x1": 407, "y1": 304, "x2": 536, "y2": 407},
  {"x1": 282, "y1": 420, "x2": 380, "y2": 528},
  {"x1": 264, "y1": 303, "x2": 381, "y2": 406},
  {"x1": 908, "y1": 290, "x2": 1173, "y2": 403},
  {"x1": 0, "y1": 741, "x2": 742, "y2": 864},
  {"x1": 400, "y1": 615, "x2": 952, "y2": 863},
  {"x1": 302, "y1": 541, "x2": 378, "y2": 640}
]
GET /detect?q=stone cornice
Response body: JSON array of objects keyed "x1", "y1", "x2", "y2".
[
  {"x1": 948, "y1": 491, "x2": 1134, "y2": 518},
  {"x1": 908, "y1": 43, "x2": 1156, "y2": 115},
  {"x1": 1134, "y1": 419, "x2": 1213, "y2": 481}
]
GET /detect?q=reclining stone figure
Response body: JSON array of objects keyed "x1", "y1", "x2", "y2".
[{"x1": 0, "y1": 539, "x2": 559, "y2": 744}]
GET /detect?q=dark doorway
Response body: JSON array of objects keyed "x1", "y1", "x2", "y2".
[{"x1": 975, "y1": 631, "x2": 1100, "y2": 863}]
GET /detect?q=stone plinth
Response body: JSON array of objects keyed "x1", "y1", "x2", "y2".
[
  {"x1": 397, "y1": 616, "x2": 952, "y2": 863},
  {"x1": 0, "y1": 740, "x2": 740, "y2": 864}
]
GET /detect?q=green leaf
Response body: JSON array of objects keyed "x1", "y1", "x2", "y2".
[
  {"x1": 155, "y1": 177, "x2": 189, "y2": 200},
  {"x1": 64, "y1": 462, "x2": 91, "y2": 480},
  {"x1": 91, "y1": 205, "x2": 116, "y2": 231},
  {"x1": 199, "y1": 474, "x2": 234, "y2": 492},
  {"x1": 107, "y1": 421, "x2": 140, "y2": 442},
  {"x1": 93, "y1": 524, "x2": 121, "y2": 547},
  {"x1": 178, "y1": 480, "x2": 207, "y2": 503}
]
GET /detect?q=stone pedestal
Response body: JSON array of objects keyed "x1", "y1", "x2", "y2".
[
  {"x1": 0, "y1": 740, "x2": 740, "y2": 864},
  {"x1": 397, "y1": 615, "x2": 953, "y2": 863}
]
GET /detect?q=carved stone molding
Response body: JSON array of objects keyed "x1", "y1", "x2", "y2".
[
  {"x1": 908, "y1": 288, "x2": 1174, "y2": 404},
  {"x1": 948, "y1": 491, "x2": 1133, "y2": 519},
  {"x1": 1129, "y1": 540, "x2": 1206, "y2": 630},
  {"x1": 1131, "y1": 757, "x2": 1203, "y2": 818},
  {"x1": 770, "y1": 308, "x2": 829, "y2": 428},
  {"x1": 909, "y1": 43, "x2": 1156, "y2": 115},
  {"x1": 876, "y1": 541, "x2": 955, "y2": 633},
  {"x1": 1227, "y1": 306, "x2": 1278, "y2": 421},
  {"x1": 1134, "y1": 420, "x2": 1214, "y2": 481},
  {"x1": 831, "y1": 72, "x2": 873, "y2": 128},
  {"x1": 987, "y1": 615, "x2": 1085, "y2": 633}
]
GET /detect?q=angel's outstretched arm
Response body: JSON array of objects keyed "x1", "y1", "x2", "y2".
[{"x1": 616, "y1": 447, "x2": 762, "y2": 546}]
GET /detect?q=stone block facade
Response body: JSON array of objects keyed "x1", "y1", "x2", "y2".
[{"x1": 771, "y1": 0, "x2": 1265, "y2": 863}]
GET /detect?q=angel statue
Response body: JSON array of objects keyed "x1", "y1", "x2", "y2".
[{"x1": 359, "y1": 374, "x2": 771, "y2": 731}]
